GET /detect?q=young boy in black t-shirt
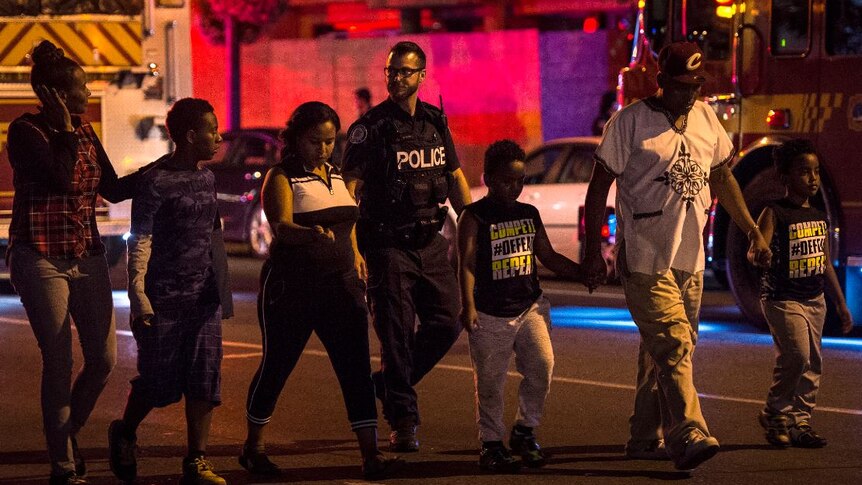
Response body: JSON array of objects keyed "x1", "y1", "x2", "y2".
[
  {"x1": 457, "y1": 140, "x2": 581, "y2": 473},
  {"x1": 752, "y1": 139, "x2": 853, "y2": 449}
]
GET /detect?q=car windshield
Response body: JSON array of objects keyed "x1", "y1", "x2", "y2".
[
  {"x1": 524, "y1": 143, "x2": 596, "y2": 184},
  {"x1": 524, "y1": 146, "x2": 562, "y2": 184}
]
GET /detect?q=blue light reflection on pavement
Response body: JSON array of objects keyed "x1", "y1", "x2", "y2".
[{"x1": 550, "y1": 306, "x2": 862, "y2": 351}]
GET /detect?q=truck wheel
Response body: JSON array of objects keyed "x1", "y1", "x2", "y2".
[
  {"x1": 247, "y1": 204, "x2": 272, "y2": 258},
  {"x1": 725, "y1": 167, "x2": 785, "y2": 330}
]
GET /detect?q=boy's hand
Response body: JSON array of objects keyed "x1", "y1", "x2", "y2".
[
  {"x1": 460, "y1": 307, "x2": 478, "y2": 333},
  {"x1": 838, "y1": 305, "x2": 854, "y2": 335},
  {"x1": 130, "y1": 313, "x2": 154, "y2": 339}
]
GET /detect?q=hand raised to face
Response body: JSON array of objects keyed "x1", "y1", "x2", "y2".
[{"x1": 35, "y1": 84, "x2": 72, "y2": 133}]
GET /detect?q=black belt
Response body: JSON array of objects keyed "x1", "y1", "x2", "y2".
[{"x1": 360, "y1": 217, "x2": 443, "y2": 249}]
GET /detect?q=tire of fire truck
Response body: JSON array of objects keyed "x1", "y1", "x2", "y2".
[
  {"x1": 103, "y1": 235, "x2": 126, "y2": 267},
  {"x1": 247, "y1": 202, "x2": 273, "y2": 258}
]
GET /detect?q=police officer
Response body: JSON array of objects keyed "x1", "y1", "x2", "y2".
[{"x1": 342, "y1": 41, "x2": 471, "y2": 452}]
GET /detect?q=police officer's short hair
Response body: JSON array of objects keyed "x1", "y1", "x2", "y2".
[
  {"x1": 389, "y1": 41, "x2": 426, "y2": 68},
  {"x1": 773, "y1": 138, "x2": 817, "y2": 175},
  {"x1": 484, "y1": 140, "x2": 526, "y2": 177},
  {"x1": 166, "y1": 98, "x2": 215, "y2": 143},
  {"x1": 280, "y1": 101, "x2": 341, "y2": 161}
]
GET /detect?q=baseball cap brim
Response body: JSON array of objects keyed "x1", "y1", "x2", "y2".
[{"x1": 666, "y1": 72, "x2": 708, "y2": 85}]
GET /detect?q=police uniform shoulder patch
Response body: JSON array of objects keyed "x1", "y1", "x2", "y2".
[{"x1": 348, "y1": 124, "x2": 368, "y2": 144}]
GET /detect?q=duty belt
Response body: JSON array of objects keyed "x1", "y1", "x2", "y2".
[{"x1": 361, "y1": 207, "x2": 449, "y2": 249}]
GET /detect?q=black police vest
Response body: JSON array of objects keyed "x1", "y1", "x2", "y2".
[{"x1": 381, "y1": 115, "x2": 451, "y2": 222}]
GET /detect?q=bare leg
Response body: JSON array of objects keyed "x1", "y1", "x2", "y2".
[{"x1": 186, "y1": 399, "x2": 214, "y2": 454}]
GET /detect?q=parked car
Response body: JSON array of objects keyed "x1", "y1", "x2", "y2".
[
  {"x1": 207, "y1": 129, "x2": 282, "y2": 257},
  {"x1": 444, "y1": 136, "x2": 617, "y2": 275}
]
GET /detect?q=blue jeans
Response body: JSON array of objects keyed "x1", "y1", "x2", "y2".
[{"x1": 9, "y1": 244, "x2": 117, "y2": 475}]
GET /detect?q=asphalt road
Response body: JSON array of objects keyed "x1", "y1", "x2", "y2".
[{"x1": 0, "y1": 256, "x2": 860, "y2": 484}]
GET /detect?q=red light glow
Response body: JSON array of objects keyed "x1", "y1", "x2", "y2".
[
  {"x1": 583, "y1": 17, "x2": 599, "y2": 34},
  {"x1": 766, "y1": 109, "x2": 790, "y2": 129}
]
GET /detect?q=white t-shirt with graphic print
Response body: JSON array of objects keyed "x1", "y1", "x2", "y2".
[{"x1": 595, "y1": 98, "x2": 734, "y2": 275}]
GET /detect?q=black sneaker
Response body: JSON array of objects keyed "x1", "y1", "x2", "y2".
[
  {"x1": 238, "y1": 448, "x2": 281, "y2": 476},
  {"x1": 181, "y1": 456, "x2": 226, "y2": 485},
  {"x1": 389, "y1": 426, "x2": 419, "y2": 452},
  {"x1": 789, "y1": 422, "x2": 828, "y2": 448},
  {"x1": 479, "y1": 445, "x2": 521, "y2": 473},
  {"x1": 758, "y1": 411, "x2": 791, "y2": 447},
  {"x1": 70, "y1": 436, "x2": 86, "y2": 476},
  {"x1": 509, "y1": 426, "x2": 547, "y2": 468},
  {"x1": 49, "y1": 471, "x2": 88, "y2": 485},
  {"x1": 108, "y1": 419, "x2": 137, "y2": 482},
  {"x1": 362, "y1": 453, "x2": 404, "y2": 480}
]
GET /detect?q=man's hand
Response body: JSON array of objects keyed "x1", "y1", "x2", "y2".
[
  {"x1": 460, "y1": 307, "x2": 479, "y2": 333},
  {"x1": 582, "y1": 252, "x2": 607, "y2": 293},
  {"x1": 747, "y1": 231, "x2": 772, "y2": 268}
]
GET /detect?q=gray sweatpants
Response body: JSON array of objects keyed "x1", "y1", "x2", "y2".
[
  {"x1": 761, "y1": 295, "x2": 826, "y2": 425},
  {"x1": 468, "y1": 296, "x2": 554, "y2": 442},
  {"x1": 9, "y1": 244, "x2": 117, "y2": 475}
]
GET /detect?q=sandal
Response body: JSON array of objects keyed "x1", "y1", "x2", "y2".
[
  {"x1": 239, "y1": 449, "x2": 281, "y2": 476},
  {"x1": 362, "y1": 454, "x2": 404, "y2": 480}
]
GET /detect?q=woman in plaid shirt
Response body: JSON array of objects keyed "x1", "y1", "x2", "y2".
[{"x1": 6, "y1": 41, "x2": 138, "y2": 485}]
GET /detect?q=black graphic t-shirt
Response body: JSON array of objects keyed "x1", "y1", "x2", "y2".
[
  {"x1": 761, "y1": 198, "x2": 828, "y2": 301},
  {"x1": 468, "y1": 197, "x2": 542, "y2": 317}
]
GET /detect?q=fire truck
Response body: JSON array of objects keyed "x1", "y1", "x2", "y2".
[
  {"x1": 0, "y1": 0, "x2": 192, "y2": 276},
  {"x1": 622, "y1": 0, "x2": 862, "y2": 330}
]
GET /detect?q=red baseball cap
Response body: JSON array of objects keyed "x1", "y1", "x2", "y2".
[{"x1": 658, "y1": 42, "x2": 708, "y2": 84}]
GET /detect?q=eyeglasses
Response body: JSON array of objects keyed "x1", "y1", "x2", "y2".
[{"x1": 384, "y1": 67, "x2": 424, "y2": 79}]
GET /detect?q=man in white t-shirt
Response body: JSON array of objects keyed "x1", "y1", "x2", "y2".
[{"x1": 582, "y1": 42, "x2": 771, "y2": 471}]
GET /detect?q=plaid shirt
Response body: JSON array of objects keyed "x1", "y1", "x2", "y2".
[{"x1": 8, "y1": 114, "x2": 109, "y2": 259}]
